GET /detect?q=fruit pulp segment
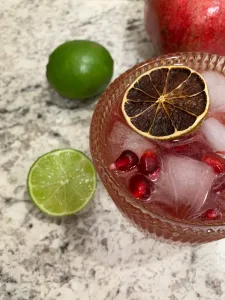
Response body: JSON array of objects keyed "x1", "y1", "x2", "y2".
[
  {"x1": 107, "y1": 69, "x2": 225, "y2": 223},
  {"x1": 28, "y1": 149, "x2": 96, "y2": 216}
]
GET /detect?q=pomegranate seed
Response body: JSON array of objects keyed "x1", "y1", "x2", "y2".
[
  {"x1": 201, "y1": 153, "x2": 225, "y2": 174},
  {"x1": 201, "y1": 209, "x2": 222, "y2": 221},
  {"x1": 109, "y1": 150, "x2": 139, "y2": 172},
  {"x1": 138, "y1": 150, "x2": 160, "y2": 177},
  {"x1": 169, "y1": 141, "x2": 211, "y2": 160},
  {"x1": 129, "y1": 174, "x2": 153, "y2": 200}
]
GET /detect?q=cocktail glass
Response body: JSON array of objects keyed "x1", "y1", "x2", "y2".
[{"x1": 90, "y1": 52, "x2": 225, "y2": 244}]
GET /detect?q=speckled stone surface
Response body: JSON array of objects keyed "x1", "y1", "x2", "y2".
[{"x1": 1, "y1": 0, "x2": 225, "y2": 299}]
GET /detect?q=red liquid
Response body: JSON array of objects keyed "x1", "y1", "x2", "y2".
[
  {"x1": 106, "y1": 71, "x2": 225, "y2": 223},
  {"x1": 90, "y1": 53, "x2": 225, "y2": 243}
]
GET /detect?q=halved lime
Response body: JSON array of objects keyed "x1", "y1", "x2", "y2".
[{"x1": 27, "y1": 149, "x2": 96, "y2": 216}]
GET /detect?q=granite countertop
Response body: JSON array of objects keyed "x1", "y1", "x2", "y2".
[{"x1": 1, "y1": 0, "x2": 225, "y2": 299}]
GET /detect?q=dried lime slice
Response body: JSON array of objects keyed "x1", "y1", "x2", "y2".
[
  {"x1": 122, "y1": 66, "x2": 209, "y2": 140},
  {"x1": 27, "y1": 149, "x2": 96, "y2": 216}
]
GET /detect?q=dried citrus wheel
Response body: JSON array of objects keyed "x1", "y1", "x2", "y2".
[{"x1": 122, "y1": 66, "x2": 209, "y2": 140}]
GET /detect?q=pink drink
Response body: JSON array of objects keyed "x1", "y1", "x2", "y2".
[
  {"x1": 107, "y1": 88, "x2": 225, "y2": 222},
  {"x1": 90, "y1": 53, "x2": 225, "y2": 243}
]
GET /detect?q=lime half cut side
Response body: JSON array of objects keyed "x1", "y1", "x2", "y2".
[{"x1": 27, "y1": 149, "x2": 96, "y2": 216}]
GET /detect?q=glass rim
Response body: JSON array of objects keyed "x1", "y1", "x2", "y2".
[{"x1": 90, "y1": 51, "x2": 225, "y2": 233}]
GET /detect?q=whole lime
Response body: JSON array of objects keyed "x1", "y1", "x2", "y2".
[{"x1": 46, "y1": 40, "x2": 114, "y2": 100}]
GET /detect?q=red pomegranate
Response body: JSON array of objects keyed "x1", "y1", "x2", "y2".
[{"x1": 145, "y1": 0, "x2": 225, "y2": 55}]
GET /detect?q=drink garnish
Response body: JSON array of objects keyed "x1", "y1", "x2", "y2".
[{"x1": 122, "y1": 66, "x2": 209, "y2": 140}]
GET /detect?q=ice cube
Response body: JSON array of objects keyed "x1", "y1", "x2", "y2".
[
  {"x1": 201, "y1": 118, "x2": 225, "y2": 152},
  {"x1": 109, "y1": 121, "x2": 156, "y2": 158},
  {"x1": 156, "y1": 155, "x2": 215, "y2": 219},
  {"x1": 201, "y1": 71, "x2": 225, "y2": 111},
  {"x1": 200, "y1": 175, "x2": 225, "y2": 214}
]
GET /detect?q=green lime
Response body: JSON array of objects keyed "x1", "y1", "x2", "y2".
[
  {"x1": 46, "y1": 40, "x2": 114, "y2": 100},
  {"x1": 27, "y1": 149, "x2": 96, "y2": 216}
]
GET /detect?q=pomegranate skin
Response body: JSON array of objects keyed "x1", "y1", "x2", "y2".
[{"x1": 145, "y1": 0, "x2": 225, "y2": 55}]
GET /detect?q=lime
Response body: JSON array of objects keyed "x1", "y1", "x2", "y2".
[
  {"x1": 122, "y1": 66, "x2": 209, "y2": 140},
  {"x1": 46, "y1": 40, "x2": 114, "y2": 100},
  {"x1": 27, "y1": 149, "x2": 96, "y2": 216}
]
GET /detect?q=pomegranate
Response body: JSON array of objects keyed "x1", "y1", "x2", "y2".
[
  {"x1": 129, "y1": 174, "x2": 153, "y2": 200},
  {"x1": 109, "y1": 150, "x2": 139, "y2": 172},
  {"x1": 145, "y1": 0, "x2": 225, "y2": 55}
]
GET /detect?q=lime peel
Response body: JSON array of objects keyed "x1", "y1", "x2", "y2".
[{"x1": 46, "y1": 40, "x2": 114, "y2": 100}]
